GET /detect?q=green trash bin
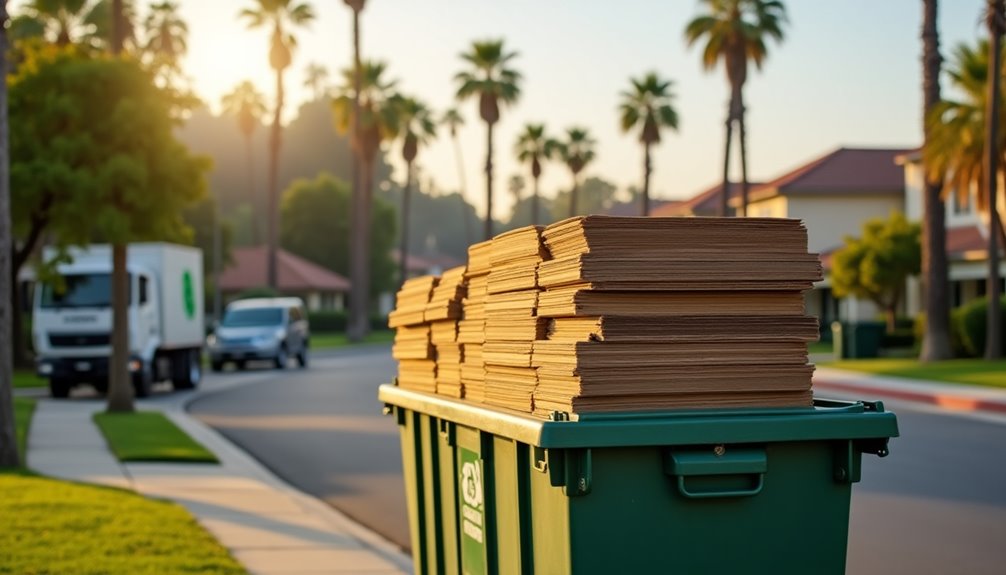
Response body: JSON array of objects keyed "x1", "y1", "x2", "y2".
[
  {"x1": 848, "y1": 321, "x2": 885, "y2": 359},
  {"x1": 380, "y1": 385, "x2": 898, "y2": 575}
]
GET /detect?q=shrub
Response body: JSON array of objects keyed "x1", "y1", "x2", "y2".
[
  {"x1": 306, "y1": 310, "x2": 388, "y2": 333},
  {"x1": 914, "y1": 311, "x2": 970, "y2": 357},
  {"x1": 954, "y1": 296, "x2": 1006, "y2": 357}
]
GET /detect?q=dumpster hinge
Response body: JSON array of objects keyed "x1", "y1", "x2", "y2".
[
  {"x1": 832, "y1": 441, "x2": 862, "y2": 484},
  {"x1": 438, "y1": 419, "x2": 456, "y2": 446},
  {"x1": 556, "y1": 448, "x2": 592, "y2": 497}
]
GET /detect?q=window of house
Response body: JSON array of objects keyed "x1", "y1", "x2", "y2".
[{"x1": 953, "y1": 187, "x2": 973, "y2": 215}]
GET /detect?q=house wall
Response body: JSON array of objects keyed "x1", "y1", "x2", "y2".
[{"x1": 784, "y1": 194, "x2": 905, "y2": 254}]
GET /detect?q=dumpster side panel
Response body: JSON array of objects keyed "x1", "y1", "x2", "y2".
[
  {"x1": 437, "y1": 420, "x2": 462, "y2": 575},
  {"x1": 492, "y1": 437, "x2": 523, "y2": 575},
  {"x1": 529, "y1": 451, "x2": 572, "y2": 574},
  {"x1": 398, "y1": 411, "x2": 427, "y2": 574},
  {"x1": 419, "y1": 415, "x2": 445, "y2": 575}
]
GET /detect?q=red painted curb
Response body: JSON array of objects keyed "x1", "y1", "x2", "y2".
[{"x1": 815, "y1": 380, "x2": 1006, "y2": 415}]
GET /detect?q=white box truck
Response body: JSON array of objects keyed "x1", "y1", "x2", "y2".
[{"x1": 33, "y1": 243, "x2": 205, "y2": 398}]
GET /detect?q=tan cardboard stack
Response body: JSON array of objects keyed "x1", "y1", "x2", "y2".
[
  {"x1": 389, "y1": 275, "x2": 439, "y2": 393},
  {"x1": 483, "y1": 226, "x2": 549, "y2": 412},
  {"x1": 531, "y1": 215, "x2": 823, "y2": 416},
  {"x1": 425, "y1": 266, "x2": 468, "y2": 398},
  {"x1": 458, "y1": 240, "x2": 493, "y2": 401}
]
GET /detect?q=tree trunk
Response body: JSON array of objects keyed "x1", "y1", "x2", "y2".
[
  {"x1": 212, "y1": 193, "x2": 222, "y2": 323},
  {"x1": 985, "y1": 0, "x2": 1003, "y2": 360},
  {"x1": 720, "y1": 106, "x2": 734, "y2": 217},
  {"x1": 399, "y1": 161, "x2": 412, "y2": 289},
  {"x1": 738, "y1": 88, "x2": 749, "y2": 218},
  {"x1": 531, "y1": 174, "x2": 540, "y2": 226},
  {"x1": 267, "y1": 68, "x2": 283, "y2": 290},
  {"x1": 484, "y1": 121, "x2": 494, "y2": 240},
  {"x1": 106, "y1": 244, "x2": 134, "y2": 412},
  {"x1": 11, "y1": 271, "x2": 28, "y2": 367},
  {"x1": 920, "y1": 0, "x2": 953, "y2": 361},
  {"x1": 347, "y1": 7, "x2": 368, "y2": 342},
  {"x1": 452, "y1": 134, "x2": 472, "y2": 244},
  {"x1": 569, "y1": 177, "x2": 579, "y2": 218},
  {"x1": 245, "y1": 134, "x2": 260, "y2": 245},
  {"x1": 0, "y1": 0, "x2": 20, "y2": 468},
  {"x1": 642, "y1": 141, "x2": 652, "y2": 216}
]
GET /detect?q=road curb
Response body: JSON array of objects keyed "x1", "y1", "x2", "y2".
[{"x1": 814, "y1": 369, "x2": 1006, "y2": 416}]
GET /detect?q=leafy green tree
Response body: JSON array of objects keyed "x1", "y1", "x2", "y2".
[
  {"x1": 239, "y1": 0, "x2": 315, "y2": 289},
  {"x1": 550, "y1": 176, "x2": 616, "y2": 223},
  {"x1": 455, "y1": 39, "x2": 521, "y2": 239},
  {"x1": 1, "y1": 0, "x2": 20, "y2": 467},
  {"x1": 10, "y1": 48, "x2": 209, "y2": 409},
  {"x1": 685, "y1": 0, "x2": 787, "y2": 216},
  {"x1": 394, "y1": 96, "x2": 436, "y2": 286},
  {"x1": 333, "y1": 59, "x2": 398, "y2": 335},
  {"x1": 279, "y1": 172, "x2": 396, "y2": 296},
  {"x1": 555, "y1": 127, "x2": 596, "y2": 217},
  {"x1": 514, "y1": 123, "x2": 556, "y2": 226},
  {"x1": 831, "y1": 213, "x2": 921, "y2": 334},
  {"x1": 619, "y1": 72, "x2": 679, "y2": 215}
]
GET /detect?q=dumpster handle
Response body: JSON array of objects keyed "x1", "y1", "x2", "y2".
[{"x1": 675, "y1": 474, "x2": 764, "y2": 499}]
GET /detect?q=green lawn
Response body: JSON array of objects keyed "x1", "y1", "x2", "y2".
[
  {"x1": 311, "y1": 330, "x2": 394, "y2": 349},
  {"x1": 821, "y1": 358, "x2": 1006, "y2": 388},
  {"x1": 808, "y1": 341, "x2": 834, "y2": 355},
  {"x1": 0, "y1": 473, "x2": 246, "y2": 575},
  {"x1": 93, "y1": 412, "x2": 218, "y2": 463},
  {"x1": 13, "y1": 397, "x2": 36, "y2": 466},
  {"x1": 13, "y1": 370, "x2": 46, "y2": 389}
]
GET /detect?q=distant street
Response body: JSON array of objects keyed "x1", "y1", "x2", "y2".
[{"x1": 189, "y1": 347, "x2": 1006, "y2": 572}]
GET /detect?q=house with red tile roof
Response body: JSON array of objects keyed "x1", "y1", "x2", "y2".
[{"x1": 218, "y1": 247, "x2": 351, "y2": 311}]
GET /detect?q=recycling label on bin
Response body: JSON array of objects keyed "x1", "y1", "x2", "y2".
[{"x1": 458, "y1": 447, "x2": 487, "y2": 575}]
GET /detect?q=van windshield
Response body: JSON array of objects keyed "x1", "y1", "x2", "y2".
[
  {"x1": 222, "y1": 308, "x2": 283, "y2": 327},
  {"x1": 40, "y1": 274, "x2": 124, "y2": 309}
]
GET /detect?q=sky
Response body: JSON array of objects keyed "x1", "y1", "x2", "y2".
[{"x1": 10, "y1": 0, "x2": 993, "y2": 218}]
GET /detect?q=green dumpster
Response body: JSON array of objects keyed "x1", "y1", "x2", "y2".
[
  {"x1": 380, "y1": 385, "x2": 898, "y2": 575},
  {"x1": 833, "y1": 321, "x2": 886, "y2": 359}
]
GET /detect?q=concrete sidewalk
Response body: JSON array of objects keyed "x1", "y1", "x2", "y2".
[
  {"x1": 814, "y1": 366, "x2": 1006, "y2": 416},
  {"x1": 26, "y1": 395, "x2": 413, "y2": 575}
]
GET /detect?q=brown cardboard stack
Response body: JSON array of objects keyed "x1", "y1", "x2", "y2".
[
  {"x1": 425, "y1": 266, "x2": 468, "y2": 398},
  {"x1": 531, "y1": 215, "x2": 823, "y2": 416},
  {"x1": 390, "y1": 275, "x2": 439, "y2": 392},
  {"x1": 458, "y1": 240, "x2": 493, "y2": 401},
  {"x1": 483, "y1": 226, "x2": 549, "y2": 412}
]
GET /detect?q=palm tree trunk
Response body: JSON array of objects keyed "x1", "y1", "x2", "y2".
[
  {"x1": 738, "y1": 89, "x2": 749, "y2": 218},
  {"x1": 531, "y1": 174, "x2": 540, "y2": 226},
  {"x1": 267, "y1": 68, "x2": 283, "y2": 290},
  {"x1": 720, "y1": 107, "x2": 734, "y2": 217},
  {"x1": 0, "y1": 0, "x2": 20, "y2": 467},
  {"x1": 399, "y1": 161, "x2": 412, "y2": 289},
  {"x1": 642, "y1": 140, "x2": 652, "y2": 216},
  {"x1": 452, "y1": 134, "x2": 472, "y2": 244},
  {"x1": 212, "y1": 194, "x2": 222, "y2": 323},
  {"x1": 484, "y1": 121, "x2": 494, "y2": 240},
  {"x1": 107, "y1": 0, "x2": 134, "y2": 413},
  {"x1": 985, "y1": 0, "x2": 1003, "y2": 360},
  {"x1": 920, "y1": 0, "x2": 953, "y2": 361},
  {"x1": 569, "y1": 177, "x2": 579, "y2": 218},
  {"x1": 106, "y1": 244, "x2": 134, "y2": 412},
  {"x1": 347, "y1": 7, "x2": 368, "y2": 341},
  {"x1": 245, "y1": 134, "x2": 260, "y2": 245}
]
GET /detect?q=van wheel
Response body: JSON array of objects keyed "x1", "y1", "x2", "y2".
[
  {"x1": 49, "y1": 378, "x2": 71, "y2": 399},
  {"x1": 297, "y1": 347, "x2": 308, "y2": 369},
  {"x1": 172, "y1": 350, "x2": 201, "y2": 390},
  {"x1": 274, "y1": 346, "x2": 288, "y2": 370}
]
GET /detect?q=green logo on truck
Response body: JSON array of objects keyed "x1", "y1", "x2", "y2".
[{"x1": 182, "y1": 270, "x2": 196, "y2": 319}]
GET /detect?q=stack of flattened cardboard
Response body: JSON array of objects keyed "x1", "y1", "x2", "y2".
[
  {"x1": 483, "y1": 226, "x2": 549, "y2": 412},
  {"x1": 426, "y1": 266, "x2": 468, "y2": 398},
  {"x1": 390, "y1": 275, "x2": 439, "y2": 393},
  {"x1": 532, "y1": 215, "x2": 823, "y2": 416},
  {"x1": 458, "y1": 240, "x2": 493, "y2": 401}
]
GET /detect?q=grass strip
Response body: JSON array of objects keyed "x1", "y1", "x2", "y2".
[
  {"x1": 0, "y1": 473, "x2": 246, "y2": 574},
  {"x1": 13, "y1": 370, "x2": 46, "y2": 389},
  {"x1": 821, "y1": 358, "x2": 1006, "y2": 388},
  {"x1": 13, "y1": 397, "x2": 36, "y2": 465},
  {"x1": 93, "y1": 411, "x2": 218, "y2": 463},
  {"x1": 311, "y1": 329, "x2": 395, "y2": 349}
]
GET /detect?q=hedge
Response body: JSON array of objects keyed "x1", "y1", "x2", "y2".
[
  {"x1": 307, "y1": 310, "x2": 388, "y2": 332},
  {"x1": 955, "y1": 296, "x2": 1006, "y2": 357}
]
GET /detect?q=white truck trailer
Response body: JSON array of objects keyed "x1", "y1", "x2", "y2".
[{"x1": 33, "y1": 243, "x2": 205, "y2": 398}]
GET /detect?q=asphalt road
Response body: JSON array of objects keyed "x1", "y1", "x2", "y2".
[{"x1": 188, "y1": 347, "x2": 1006, "y2": 572}]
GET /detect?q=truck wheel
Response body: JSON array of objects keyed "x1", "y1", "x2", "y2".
[
  {"x1": 210, "y1": 359, "x2": 224, "y2": 373},
  {"x1": 92, "y1": 379, "x2": 109, "y2": 395},
  {"x1": 172, "y1": 350, "x2": 201, "y2": 391},
  {"x1": 49, "y1": 378, "x2": 71, "y2": 399},
  {"x1": 274, "y1": 346, "x2": 288, "y2": 370},
  {"x1": 235, "y1": 360, "x2": 247, "y2": 371},
  {"x1": 132, "y1": 364, "x2": 153, "y2": 398}
]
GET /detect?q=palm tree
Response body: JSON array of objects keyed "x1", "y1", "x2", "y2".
[
  {"x1": 342, "y1": 0, "x2": 367, "y2": 341},
  {"x1": 919, "y1": 0, "x2": 952, "y2": 362},
  {"x1": 239, "y1": 0, "x2": 315, "y2": 289},
  {"x1": 1, "y1": 0, "x2": 21, "y2": 466},
  {"x1": 926, "y1": 38, "x2": 1006, "y2": 360},
  {"x1": 303, "y1": 61, "x2": 329, "y2": 101},
  {"x1": 685, "y1": 0, "x2": 787, "y2": 217},
  {"x1": 455, "y1": 39, "x2": 522, "y2": 239},
  {"x1": 221, "y1": 81, "x2": 267, "y2": 242},
  {"x1": 442, "y1": 107, "x2": 473, "y2": 243},
  {"x1": 394, "y1": 96, "x2": 436, "y2": 287},
  {"x1": 556, "y1": 127, "x2": 596, "y2": 217},
  {"x1": 514, "y1": 123, "x2": 556, "y2": 225},
  {"x1": 619, "y1": 72, "x2": 679, "y2": 216},
  {"x1": 333, "y1": 60, "x2": 399, "y2": 312},
  {"x1": 984, "y1": 0, "x2": 1003, "y2": 359},
  {"x1": 143, "y1": 1, "x2": 186, "y2": 87}
]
